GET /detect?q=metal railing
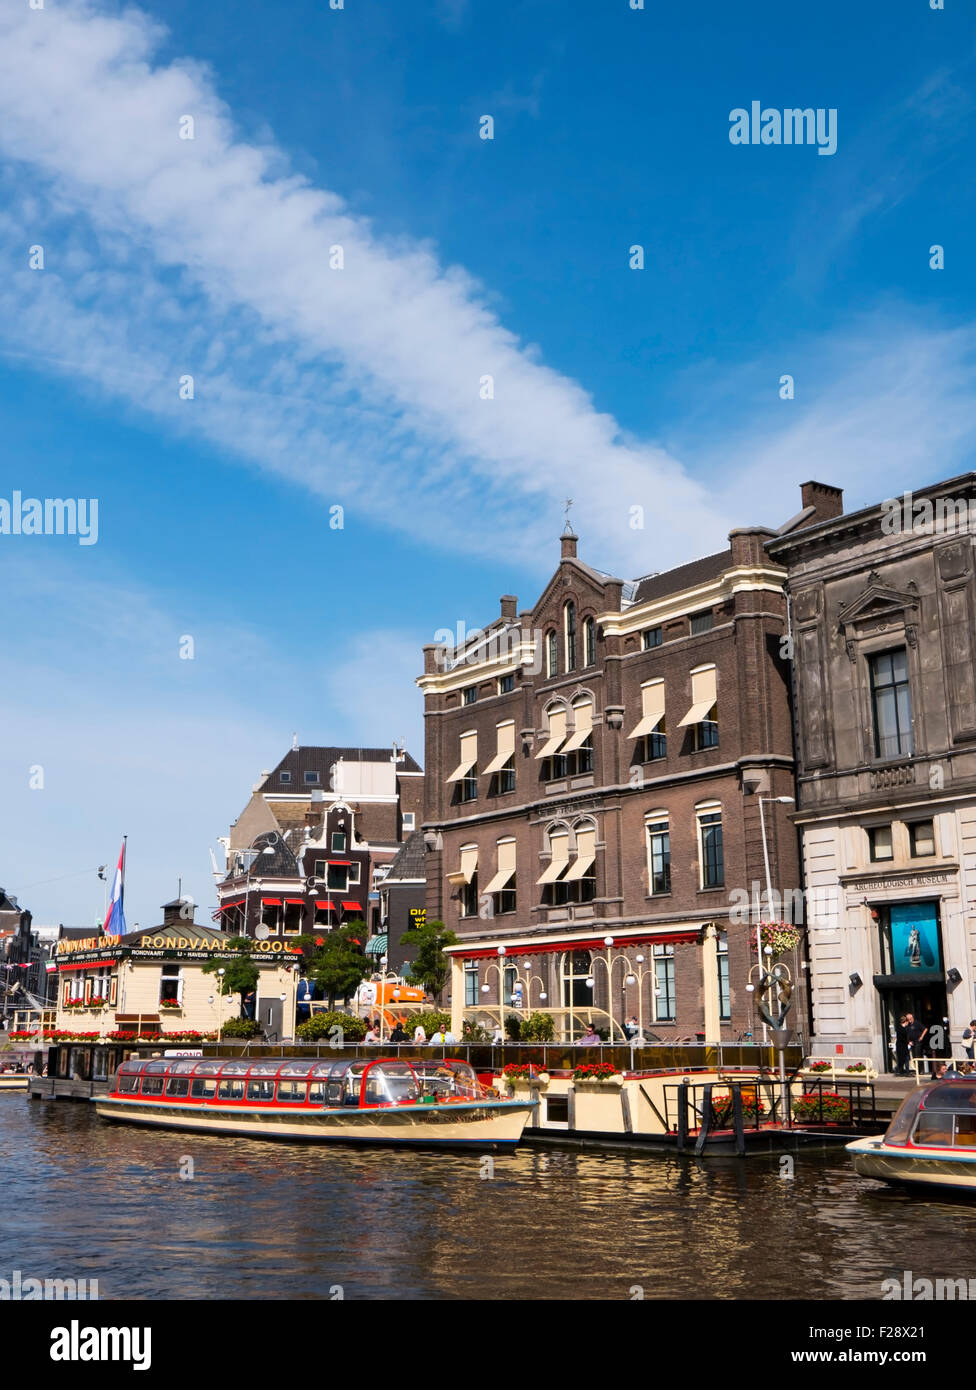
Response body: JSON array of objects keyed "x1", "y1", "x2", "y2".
[{"x1": 662, "y1": 1076, "x2": 877, "y2": 1152}]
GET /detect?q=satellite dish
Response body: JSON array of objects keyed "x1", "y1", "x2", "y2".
[{"x1": 255, "y1": 924, "x2": 270, "y2": 941}]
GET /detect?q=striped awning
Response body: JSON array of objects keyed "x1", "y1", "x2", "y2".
[{"x1": 365, "y1": 934, "x2": 388, "y2": 956}]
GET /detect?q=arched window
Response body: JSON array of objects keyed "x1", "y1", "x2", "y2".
[
  {"x1": 564, "y1": 601, "x2": 577, "y2": 672},
  {"x1": 546, "y1": 630, "x2": 558, "y2": 679},
  {"x1": 583, "y1": 615, "x2": 595, "y2": 667}
]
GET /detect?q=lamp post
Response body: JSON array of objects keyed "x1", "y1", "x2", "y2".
[
  {"x1": 587, "y1": 935, "x2": 628, "y2": 1041},
  {"x1": 757, "y1": 796, "x2": 795, "y2": 1046},
  {"x1": 481, "y1": 945, "x2": 509, "y2": 1037}
]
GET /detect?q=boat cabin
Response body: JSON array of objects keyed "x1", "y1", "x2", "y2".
[
  {"x1": 111, "y1": 1056, "x2": 486, "y2": 1109},
  {"x1": 884, "y1": 1081, "x2": 976, "y2": 1149}
]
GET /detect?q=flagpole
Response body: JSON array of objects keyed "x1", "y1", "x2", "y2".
[{"x1": 121, "y1": 835, "x2": 127, "y2": 919}]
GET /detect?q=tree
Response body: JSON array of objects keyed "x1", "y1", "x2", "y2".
[
  {"x1": 399, "y1": 919, "x2": 458, "y2": 997},
  {"x1": 201, "y1": 938, "x2": 259, "y2": 1017},
  {"x1": 293, "y1": 924, "x2": 370, "y2": 1010}
]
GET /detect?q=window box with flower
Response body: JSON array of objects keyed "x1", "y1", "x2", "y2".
[{"x1": 572, "y1": 1062, "x2": 624, "y2": 1086}]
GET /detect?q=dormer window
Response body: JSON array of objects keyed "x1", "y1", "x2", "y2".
[
  {"x1": 279, "y1": 771, "x2": 292, "y2": 784},
  {"x1": 304, "y1": 770, "x2": 320, "y2": 785}
]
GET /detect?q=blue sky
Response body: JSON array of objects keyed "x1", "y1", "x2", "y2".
[{"x1": 0, "y1": 0, "x2": 973, "y2": 927}]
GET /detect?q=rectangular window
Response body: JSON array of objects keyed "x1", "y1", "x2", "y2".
[
  {"x1": 118, "y1": 1073, "x2": 140, "y2": 1094},
  {"x1": 217, "y1": 1080, "x2": 246, "y2": 1100},
  {"x1": 460, "y1": 877, "x2": 479, "y2": 917},
  {"x1": 693, "y1": 706, "x2": 719, "y2": 751},
  {"x1": 279, "y1": 770, "x2": 292, "y2": 784},
  {"x1": 140, "y1": 1075, "x2": 165, "y2": 1096},
  {"x1": 460, "y1": 768, "x2": 478, "y2": 802},
  {"x1": 277, "y1": 1081, "x2": 308, "y2": 1103},
  {"x1": 402, "y1": 812, "x2": 416, "y2": 832},
  {"x1": 869, "y1": 825, "x2": 893, "y2": 862},
  {"x1": 643, "y1": 627, "x2": 662, "y2": 650},
  {"x1": 653, "y1": 945, "x2": 675, "y2": 1021},
  {"x1": 261, "y1": 902, "x2": 283, "y2": 934},
  {"x1": 190, "y1": 1078, "x2": 217, "y2": 1099},
  {"x1": 717, "y1": 938, "x2": 730, "y2": 1020},
  {"x1": 465, "y1": 964, "x2": 479, "y2": 1007},
  {"x1": 327, "y1": 865, "x2": 348, "y2": 893},
  {"x1": 909, "y1": 820, "x2": 935, "y2": 857},
  {"x1": 331, "y1": 832, "x2": 347, "y2": 853},
  {"x1": 160, "y1": 964, "x2": 181, "y2": 1005},
  {"x1": 246, "y1": 1079, "x2": 276, "y2": 1101},
  {"x1": 699, "y1": 811, "x2": 724, "y2": 888},
  {"x1": 498, "y1": 674, "x2": 515, "y2": 694},
  {"x1": 690, "y1": 610, "x2": 714, "y2": 635},
  {"x1": 283, "y1": 900, "x2": 304, "y2": 935},
  {"x1": 166, "y1": 1077, "x2": 190, "y2": 1097},
  {"x1": 496, "y1": 758, "x2": 516, "y2": 794},
  {"x1": 346, "y1": 862, "x2": 361, "y2": 885},
  {"x1": 639, "y1": 728, "x2": 667, "y2": 763},
  {"x1": 463, "y1": 686, "x2": 477, "y2": 705},
  {"x1": 647, "y1": 820, "x2": 671, "y2": 895},
  {"x1": 870, "y1": 648, "x2": 913, "y2": 759},
  {"x1": 497, "y1": 876, "x2": 517, "y2": 915},
  {"x1": 304, "y1": 770, "x2": 320, "y2": 785}
]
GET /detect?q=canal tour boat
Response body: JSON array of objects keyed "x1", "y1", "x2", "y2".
[
  {"x1": 94, "y1": 1055, "x2": 536, "y2": 1149},
  {"x1": 847, "y1": 1079, "x2": 976, "y2": 1193}
]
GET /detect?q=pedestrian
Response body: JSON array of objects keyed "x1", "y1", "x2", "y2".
[
  {"x1": 906, "y1": 1012, "x2": 928, "y2": 1073},
  {"x1": 963, "y1": 1020, "x2": 976, "y2": 1061},
  {"x1": 413, "y1": 1022, "x2": 427, "y2": 1045},
  {"x1": 895, "y1": 1014, "x2": 910, "y2": 1075}
]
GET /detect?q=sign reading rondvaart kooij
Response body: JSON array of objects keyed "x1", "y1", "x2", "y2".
[
  {"x1": 889, "y1": 902, "x2": 940, "y2": 971},
  {"x1": 54, "y1": 932, "x2": 300, "y2": 967}
]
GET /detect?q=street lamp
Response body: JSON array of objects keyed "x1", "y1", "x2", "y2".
[{"x1": 757, "y1": 795, "x2": 794, "y2": 1046}]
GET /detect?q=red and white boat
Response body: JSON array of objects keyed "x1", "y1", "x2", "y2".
[{"x1": 94, "y1": 1055, "x2": 535, "y2": 1149}]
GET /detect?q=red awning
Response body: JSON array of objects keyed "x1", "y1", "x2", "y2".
[
  {"x1": 220, "y1": 899, "x2": 245, "y2": 912},
  {"x1": 261, "y1": 898, "x2": 282, "y2": 906},
  {"x1": 315, "y1": 900, "x2": 336, "y2": 911},
  {"x1": 285, "y1": 898, "x2": 305, "y2": 905},
  {"x1": 453, "y1": 931, "x2": 700, "y2": 960},
  {"x1": 328, "y1": 859, "x2": 352, "y2": 866},
  {"x1": 342, "y1": 902, "x2": 362, "y2": 911}
]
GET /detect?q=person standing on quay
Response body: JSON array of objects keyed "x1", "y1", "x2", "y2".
[
  {"x1": 906, "y1": 1013, "x2": 928, "y2": 1075},
  {"x1": 895, "y1": 1014, "x2": 910, "y2": 1075},
  {"x1": 963, "y1": 1020, "x2": 976, "y2": 1061}
]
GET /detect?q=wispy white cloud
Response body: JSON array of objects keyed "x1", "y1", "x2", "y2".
[{"x1": 0, "y1": 0, "x2": 730, "y2": 577}]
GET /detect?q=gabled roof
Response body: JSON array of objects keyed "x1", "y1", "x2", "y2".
[
  {"x1": 630, "y1": 549, "x2": 732, "y2": 606},
  {"x1": 263, "y1": 745, "x2": 422, "y2": 793},
  {"x1": 383, "y1": 830, "x2": 427, "y2": 884},
  {"x1": 225, "y1": 830, "x2": 300, "y2": 882}
]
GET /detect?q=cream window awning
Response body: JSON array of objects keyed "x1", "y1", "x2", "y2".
[
  {"x1": 678, "y1": 665, "x2": 717, "y2": 727},
  {"x1": 457, "y1": 844, "x2": 479, "y2": 884},
  {"x1": 483, "y1": 838, "x2": 516, "y2": 893},
  {"x1": 563, "y1": 825, "x2": 596, "y2": 881},
  {"x1": 629, "y1": 680, "x2": 665, "y2": 739},
  {"x1": 537, "y1": 832, "x2": 570, "y2": 883},
  {"x1": 563, "y1": 700, "x2": 594, "y2": 752},
  {"x1": 535, "y1": 707, "x2": 567, "y2": 759},
  {"x1": 446, "y1": 730, "x2": 478, "y2": 782},
  {"x1": 482, "y1": 721, "x2": 516, "y2": 776}
]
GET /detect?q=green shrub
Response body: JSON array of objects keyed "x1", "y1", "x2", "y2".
[
  {"x1": 295, "y1": 1011, "x2": 367, "y2": 1042},
  {"x1": 519, "y1": 1012, "x2": 555, "y2": 1042},
  {"x1": 219, "y1": 1018, "x2": 262, "y2": 1039},
  {"x1": 411, "y1": 1010, "x2": 452, "y2": 1036},
  {"x1": 505, "y1": 1013, "x2": 522, "y2": 1040}
]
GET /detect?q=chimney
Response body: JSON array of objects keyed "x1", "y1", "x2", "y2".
[
  {"x1": 500, "y1": 595, "x2": 518, "y2": 620},
  {"x1": 161, "y1": 899, "x2": 195, "y2": 927},
  {"x1": 560, "y1": 525, "x2": 578, "y2": 560},
  {"x1": 800, "y1": 481, "x2": 844, "y2": 523}
]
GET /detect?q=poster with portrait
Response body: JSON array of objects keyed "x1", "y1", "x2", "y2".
[{"x1": 889, "y1": 902, "x2": 941, "y2": 972}]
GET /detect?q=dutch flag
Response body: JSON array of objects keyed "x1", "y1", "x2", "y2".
[{"x1": 102, "y1": 840, "x2": 127, "y2": 938}]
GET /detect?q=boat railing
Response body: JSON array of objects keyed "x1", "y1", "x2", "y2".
[{"x1": 663, "y1": 1075, "x2": 878, "y2": 1152}]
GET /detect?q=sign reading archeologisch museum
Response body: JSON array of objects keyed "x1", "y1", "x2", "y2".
[{"x1": 847, "y1": 871, "x2": 954, "y2": 892}]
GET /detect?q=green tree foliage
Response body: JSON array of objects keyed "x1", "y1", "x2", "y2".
[
  {"x1": 399, "y1": 919, "x2": 458, "y2": 997},
  {"x1": 293, "y1": 925, "x2": 370, "y2": 1009},
  {"x1": 202, "y1": 938, "x2": 259, "y2": 1016}
]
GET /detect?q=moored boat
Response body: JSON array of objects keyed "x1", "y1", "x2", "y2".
[
  {"x1": 847, "y1": 1079, "x2": 976, "y2": 1193},
  {"x1": 94, "y1": 1055, "x2": 535, "y2": 1149}
]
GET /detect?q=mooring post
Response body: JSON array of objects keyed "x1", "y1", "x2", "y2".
[
  {"x1": 676, "y1": 1079, "x2": 689, "y2": 1151},
  {"x1": 732, "y1": 1081, "x2": 746, "y2": 1156}
]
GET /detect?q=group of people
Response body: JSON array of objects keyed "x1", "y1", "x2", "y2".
[
  {"x1": 894, "y1": 1012, "x2": 976, "y2": 1075},
  {"x1": 361, "y1": 1018, "x2": 460, "y2": 1046}
]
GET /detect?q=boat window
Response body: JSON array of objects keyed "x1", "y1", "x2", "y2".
[
  {"x1": 165, "y1": 1078, "x2": 190, "y2": 1098},
  {"x1": 168, "y1": 1060, "x2": 199, "y2": 1075},
  {"x1": 144, "y1": 1061, "x2": 169, "y2": 1074},
  {"x1": 279, "y1": 1062, "x2": 316, "y2": 1078},
  {"x1": 248, "y1": 1063, "x2": 280, "y2": 1077},
  {"x1": 276, "y1": 1082, "x2": 308, "y2": 1103},
  {"x1": 324, "y1": 1082, "x2": 342, "y2": 1104},
  {"x1": 191, "y1": 1079, "x2": 217, "y2": 1099},
  {"x1": 883, "y1": 1091, "x2": 925, "y2": 1145},
  {"x1": 218, "y1": 1063, "x2": 250, "y2": 1077},
  {"x1": 913, "y1": 1112, "x2": 955, "y2": 1146},
  {"x1": 141, "y1": 1077, "x2": 165, "y2": 1096},
  {"x1": 118, "y1": 1074, "x2": 140, "y2": 1094},
  {"x1": 246, "y1": 1080, "x2": 276, "y2": 1101},
  {"x1": 368, "y1": 1065, "x2": 420, "y2": 1104},
  {"x1": 218, "y1": 1079, "x2": 246, "y2": 1100},
  {"x1": 310, "y1": 1062, "x2": 337, "y2": 1078},
  {"x1": 955, "y1": 1114, "x2": 976, "y2": 1147},
  {"x1": 192, "y1": 1062, "x2": 223, "y2": 1077},
  {"x1": 309, "y1": 1082, "x2": 328, "y2": 1104}
]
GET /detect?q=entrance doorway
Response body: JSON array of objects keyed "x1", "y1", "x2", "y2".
[{"x1": 873, "y1": 900, "x2": 948, "y2": 1073}]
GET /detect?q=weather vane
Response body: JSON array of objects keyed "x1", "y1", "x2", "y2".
[{"x1": 564, "y1": 497, "x2": 573, "y2": 528}]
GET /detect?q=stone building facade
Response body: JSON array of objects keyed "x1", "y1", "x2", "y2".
[
  {"x1": 767, "y1": 472, "x2": 976, "y2": 1069},
  {"x1": 419, "y1": 513, "x2": 811, "y2": 1043}
]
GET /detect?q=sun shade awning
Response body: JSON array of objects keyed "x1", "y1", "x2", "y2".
[
  {"x1": 562, "y1": 700, "x2": 593, "y2": 752},
  {"x1": 483, "y1": 721, "x2": 516, "y2": 775},
  {"x1": 446, "y1": 730, "x2": 478, "y2": 782},
  {"x1": 677, "y1": 666, "x2": 717, "y2": 727},
  {"x1": 629, "y1": 680, "x2": 665, "y2": 739},
  {"x1": 535, "y1": 708, "x2": 567, "y2": 759},
  {"x1": 537, "y1": 833, "x2": 570, "y2": 884}
]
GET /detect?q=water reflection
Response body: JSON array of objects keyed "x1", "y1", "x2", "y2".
[{"x1": 2, "y1": 1096, "x2": 976, "y2": 1300}]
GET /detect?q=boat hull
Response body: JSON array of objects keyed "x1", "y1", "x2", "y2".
[
  {"x1": 847, "y1": 1136, "x2": 976, "y2": 1193},
  {"x1": 94, "y1": 1095, "x2": 535, "y2": 1149}
]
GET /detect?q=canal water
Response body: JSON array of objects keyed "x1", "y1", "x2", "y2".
[{"x1": 4, "y1": 1095, "x2": 976, "y2": 1301}]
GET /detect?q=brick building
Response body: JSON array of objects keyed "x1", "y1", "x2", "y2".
[
  {"x1": 419, "y1": 510, "x2": 814, "y2": 1043},
  {"x1": 217, "y1": 744, "x2": 423, "y2": 941}
]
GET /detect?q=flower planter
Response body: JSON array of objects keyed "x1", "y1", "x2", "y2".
[{"x1": 573, "y1": 1075, "x2": 624, "y2": 1089}]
